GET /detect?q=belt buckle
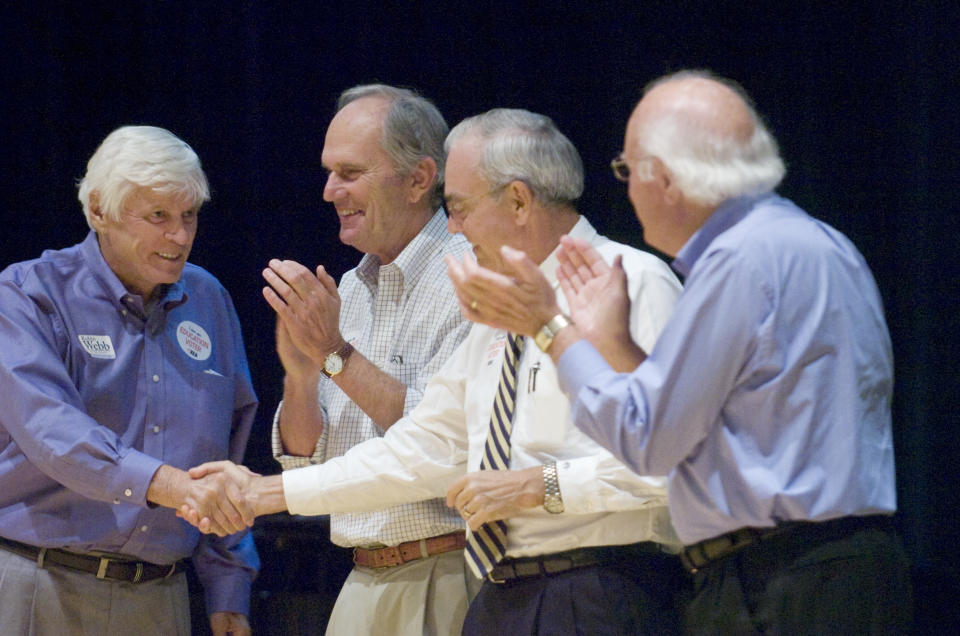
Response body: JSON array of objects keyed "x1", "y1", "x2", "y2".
[
  {"x1": 96, "y1": 556, "x2": 110, "y2": 579},
  {"x1": 486, "y1": 568, "x2": 508, "y2": 584}
]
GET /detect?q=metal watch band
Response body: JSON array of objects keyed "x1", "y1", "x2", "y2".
[
  {"x1": 542, "y1": 460, "x2": 564, "y2": 513},
  {"x1": 534, "y1": 313, "x2": 572, "y2": 353}
]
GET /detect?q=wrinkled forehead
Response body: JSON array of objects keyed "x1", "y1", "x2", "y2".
[
  {"x1": 123, "y1": 184, "x2": 202, "y2": 211},
  {"x1": 443, "y1": 134, "x2": 487, "y2": 191},
  {"x1": 322, "y1": 98, "x2": 390, "y2": 167}
]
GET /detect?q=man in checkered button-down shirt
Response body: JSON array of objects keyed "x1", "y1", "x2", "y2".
[{"x1": 262, "y1": 84, "x2": 474, "y2": 635}]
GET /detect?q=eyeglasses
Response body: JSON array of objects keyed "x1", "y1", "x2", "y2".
[
  {"x1": 444, "y1": 184, "x2": 506, "y2": 222},
  {"x1": 610, "y1": 154, "x2": 631, "y2": 182}
]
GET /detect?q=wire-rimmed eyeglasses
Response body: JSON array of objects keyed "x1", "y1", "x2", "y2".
[{"x1": 610, "y1": 154, "x2": 630, "y2": 182}]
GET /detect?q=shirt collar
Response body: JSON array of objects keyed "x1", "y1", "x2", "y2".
[
  {"x1": 672, "y1": 192, "x2": 774, "y2": 277},
  {"x1": 356, "y1": 208, "x2": 450, "y2": 290},
  {"x1": 539, "y1": 215, "x2": 594, "y2": 284},
  {"x1": 79, "y1": 230, "x2": 188, "y2": 320}
]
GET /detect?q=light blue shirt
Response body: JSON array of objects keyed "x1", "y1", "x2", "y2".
[
  {"x1": 0, "y1": 231, "x2": 259, "y2": 615},
  {"x1": 558, "y1": 194, "x2": 897, "y2": 545}
]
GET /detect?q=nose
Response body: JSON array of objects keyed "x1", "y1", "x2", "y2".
[
  {"x1": 165, "y1": 219, "x2": 191, "y2": 245},
  {"x1": 323, "y1": 172, "x2": 341, "y2": 203}
]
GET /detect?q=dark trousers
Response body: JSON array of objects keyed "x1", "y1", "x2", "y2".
[
  {"x1": 462, "y1": 549, "x2": 685, "y2": 636},
  {"x1": 683, "y1": 518, "x2": 912, "y2": 635}
]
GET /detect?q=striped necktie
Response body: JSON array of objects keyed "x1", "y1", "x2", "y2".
[{"x1": 465, "y1": 332, "x2": 525, "y2": 578}]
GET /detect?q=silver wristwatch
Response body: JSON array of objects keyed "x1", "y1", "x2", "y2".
[{"x1": 542, "y1": 461, "x2": 564, "y2": 514}]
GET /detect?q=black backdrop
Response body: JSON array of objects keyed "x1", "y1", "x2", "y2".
[{"x1": 2, "y1": 2, "x2": 957, "y2": 631}]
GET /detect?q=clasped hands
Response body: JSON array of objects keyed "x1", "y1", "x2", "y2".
[{"x1": 175, "y1": 461, "x2": 260, "y2": 536}]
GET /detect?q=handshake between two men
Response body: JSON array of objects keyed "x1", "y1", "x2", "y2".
[{"x1": 174, "y1": 459, "x2": 554, "y2": 537}]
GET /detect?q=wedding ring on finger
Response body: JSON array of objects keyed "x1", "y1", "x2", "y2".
[{"x1": 470, "y1": 299, "x2": 478, "y2": 310}]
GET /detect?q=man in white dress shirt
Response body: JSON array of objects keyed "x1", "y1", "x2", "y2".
[{"x1": 188, "y1": 108, "x2": 687, "y2": 635}]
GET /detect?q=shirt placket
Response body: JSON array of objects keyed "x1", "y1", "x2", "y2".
[{"x1": 369, "y1": 264, "x2": 403, "y2": 368}]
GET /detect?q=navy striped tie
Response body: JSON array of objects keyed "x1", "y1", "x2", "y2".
[{"x1": 465, "y1": 332, "x2": 525, "y2": 578}]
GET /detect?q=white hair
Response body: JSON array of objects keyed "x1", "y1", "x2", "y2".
[
  {"x1": 445, "y1": 108, "x2": 583, "y2": 206},
  {"x1": 77, "y1": 125, "x2": 209, "y2": 227},
  {"x1": 638, "y1": 70, "x2": 786, "y2": 207}
]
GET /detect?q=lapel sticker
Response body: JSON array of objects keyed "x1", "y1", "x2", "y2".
[
  {"x1": 176, "y1": 321, "x2": 212, "y2": 361},
  {"x1": 78, "y1": 335, "x2": 116, "y2": 359},
  {"x1": 485, "y1": 333, "x2": 506, "y2": 365}
]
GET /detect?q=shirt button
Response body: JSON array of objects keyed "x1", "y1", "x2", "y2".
[
  {"x1": 152, "y1": 375, "x2": 160, "y2": 382},
  {"x1": 141, "y1": 525, "x2": 149, "y2": 532},
  {"x1": 121, "y1": 309, "x2": 128, "y2": 316},
  {"x1": 153, "y1": 426, "x2": 161, "y2": 434},
  {"x1": 113, "y1": 498, "x2": 120, "y2": 505},
  {"x1": 124, "y1": 488, "x2": 133, "y2": 497}
]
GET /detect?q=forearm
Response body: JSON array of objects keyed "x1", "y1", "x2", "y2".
[
  {"x1": 332, "y1": 351, "x2": 406, "y2": 430},
  {"x1": 278, "y1": 370, "x2": 325, "y2": 456},
  {"x1": 146, "y1": 464, "x2": 190, "y2": 509},
  {"x1": 544, "y1": 319, "x2": 644, "y2": 373},
  {"x1": 584, "y1": 329, "x2": 647, "y2": 372},
  {"x1": 250, "y1": 474, "x2": 289, "y2": 517}
]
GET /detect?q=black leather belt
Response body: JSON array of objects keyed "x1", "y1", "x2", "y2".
[
  {"x1": 680, "y1": 514, "x2": 894, "y2": 573},
  {"x1": 0, "y1": 536, "x2": 183, "y2": 584},
  {"x1": 487, "y1": 541, "x2": 663, "y2": 584}
]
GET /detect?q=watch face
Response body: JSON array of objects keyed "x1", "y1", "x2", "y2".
[
  {"x1": 544, "y1": 496, "x2": 564, "y2": 514},
  {"x1": 324, "y1": 354, "x2": 344, "y2": 375}
]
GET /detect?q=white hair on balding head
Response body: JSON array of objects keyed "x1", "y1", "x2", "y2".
[
  {"x1": 77, "y1": 125, "x2": 209, "y2": 228},
  {"x1": 446, "y1": 108, "x2": 584, "y2": 206},
  {"x1": 638, "y1": 70, "x2": 785, "y2": 207}
]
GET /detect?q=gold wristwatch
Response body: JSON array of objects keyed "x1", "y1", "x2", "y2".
[
  {"x1": 534, "y1": 314, "x2": 571, "y2": 353},
  {"x1": 322, "y1": 341, "x2": 354, "y2": 378}
]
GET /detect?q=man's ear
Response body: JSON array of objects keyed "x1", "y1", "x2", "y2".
[
  {"x1": 506, "y1": 180, "x2": 536, "y2": 226},
  {"x1": 651, "y1": 158, "x2": 682, "y2": 206},
  {"x1": 407, "y1": 156, "x2": 438, "y2": 205},
  {"x1": 88, "y1": 191, "x2": 107, "y2": 229}
]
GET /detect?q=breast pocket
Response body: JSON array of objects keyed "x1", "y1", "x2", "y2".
[
  {"x1": 182, "y1": 368, "x2": 235, "y2": 458},
  {"x1": 512, "y1": 359, "x2": 570, "y2": 450}
]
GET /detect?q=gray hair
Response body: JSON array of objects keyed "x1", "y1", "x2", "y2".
[
  {"x1": 445, "y1": 108, "x2": 584, "y2": 207},
  {"x1": 637, "y1": 70, "x2": 786, "y2": 207},
  {"x1": 338, "y1": 84, "x2": 448, "y2": 209},
  {"x1": 77, "y1": 125, "x2": 209, "y2": 227}
]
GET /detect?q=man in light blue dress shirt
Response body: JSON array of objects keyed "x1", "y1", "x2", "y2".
[
  {"x1": 0, "y1": 126, "x2": 258, "y2": 635},
  {"x1": 445, "y1": 70, "x2": 912, "y2": 634}
]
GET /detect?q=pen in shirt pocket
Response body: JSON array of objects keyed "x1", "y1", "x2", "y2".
[{"x1": 527, "y1": 361, "x2": 540, "y2": 393}]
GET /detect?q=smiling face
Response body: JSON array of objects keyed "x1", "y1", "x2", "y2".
[
  {"x1": 444, "y1": 135, "x2": 518, "y2": 273},
  {"x1": 321, "y1": 96, "x2": 427, "y2": 264},
  {"x1": 90, "y1": 185, "x2": 199, "y2": 298}
]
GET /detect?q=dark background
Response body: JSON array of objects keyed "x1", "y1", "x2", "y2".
[{"x1": 2, "y1": 2, "x2": 957, "y2": 632}]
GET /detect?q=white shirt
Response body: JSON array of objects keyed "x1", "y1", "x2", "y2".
[
  {"x1": 273, "y1": 210, "x2": 471, "y2": 548},
  {"x1": 283, "y1": 217, "x2": 684, "y2": 557}
]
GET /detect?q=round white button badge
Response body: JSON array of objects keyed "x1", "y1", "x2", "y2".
[{"x1": 176, "y1": 321, "x2": 212, "y2": 361}]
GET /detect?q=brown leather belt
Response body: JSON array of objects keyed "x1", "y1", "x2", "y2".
[
  {"x1": 680, "y1": 514, "x2": 894, "y2": 573},
  {"x1": 0, "y1": 536, "x2": 183, "y2": 584},
  {"x1": 352, "y1": 531, "x2": 466, "y2": 569}
]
